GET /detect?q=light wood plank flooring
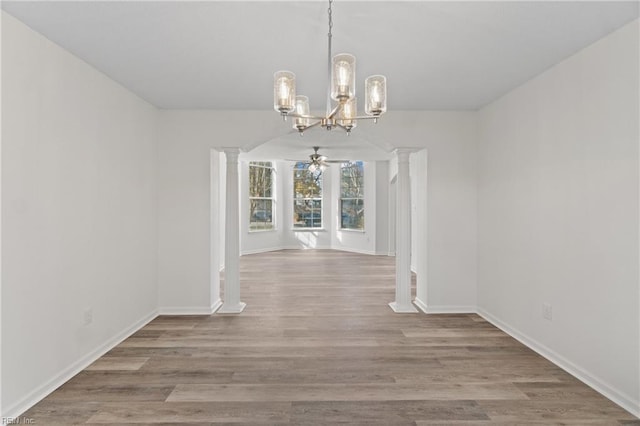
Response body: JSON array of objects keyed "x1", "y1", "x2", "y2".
[{"x1": 23, "y1": 250, "x2": 639, "y2": 424}]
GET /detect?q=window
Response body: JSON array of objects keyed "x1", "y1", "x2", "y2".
[
  {"x1": 340, "y1": 161, "x2": 364, "y2": 230},
  {"x1": 293, "y1": 162, "x2": 323, "y2": 228},
  {"x1": 249, "y1": 161, "x2": 274, "y2": 231}
]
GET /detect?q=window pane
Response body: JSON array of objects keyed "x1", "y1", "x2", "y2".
[
  {"x1": 249, "y1": 162, "x2": 273, "y2": 198},
  {"x1": 341, "y1": 199, "x2": 364, "y2": 230},
  {"x1": 250, "y1": 199, "x2": 273, "y2": 231},
  {"x1": 340, "y1": 161, "x2": 364, "y2": 198},
  {"x1": 293, "y1": 199, "x2": 322, "y2": 228},
  {"x1": 292, "y1": 162, "x2": 323, "y2": 229},
  {"x1": 249, "y1": 161, "x2": 274, "y2": 231},
  {"x1": 264, "y1": 168, "x2": 272, "y2": 197},
  {"x1": 294, "y1": 163, "x2": 322, "y2": 198}
]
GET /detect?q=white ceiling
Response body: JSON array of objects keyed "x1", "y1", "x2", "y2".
[{"x1": 3, "y1": 1, "x2": 638, "y2": 112}]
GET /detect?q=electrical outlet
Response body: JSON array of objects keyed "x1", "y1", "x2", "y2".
[
  {"x1": 542, "y1": 303, "x2": 552, "y2": 321},
  {"x1": 83, "y1": 308, "x2": 93, "y2": 326}
]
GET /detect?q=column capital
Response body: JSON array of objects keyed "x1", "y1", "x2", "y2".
[
  {"x1": 222, "y1": 148, "x2": 242, "y2": 163},
  {"x1": 393, "y1": 147, "x2": 418, "y2": 163},
  {"x1": 220, "y1": 147, "x2": 242, "y2": 153}
]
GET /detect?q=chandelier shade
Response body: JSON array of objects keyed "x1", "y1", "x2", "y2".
[
  {"x1": 274, "y1": 71, "x2": 296, "y2": 114},
  {"x1": 338, "y1": 97, "x2": 357, "y2": 131},
  {"x1": 293, "y1": 95, "x2": 311, "y2": 131},
  {"x1": 273, "y1": 0, "x2": 387, "y2": 135},
  {"x1": 365, "y1": 75, "x2": 387, "y2": 116},
  {"x1": 331, "y1": 53, "x2": 356, "y2": 101}
]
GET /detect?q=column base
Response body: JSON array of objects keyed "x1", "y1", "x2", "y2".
[
  {"x1": 388, "y1": 301, "x2": 418, "y2": 313},
  {"x1": 217, "y1": 301, "x2": 246, "y2": 314}
]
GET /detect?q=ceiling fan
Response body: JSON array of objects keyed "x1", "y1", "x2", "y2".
[{"x1": 289, "y1": 146, "x2": 349, "y2": 172}]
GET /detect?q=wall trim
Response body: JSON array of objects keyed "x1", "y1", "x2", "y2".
[
  {"x1": 158, "y1": 306, "x2": 217, "y2": 315},
  {"x1": 282, "y1": 245, "x2": 333, "y2": 251},
  {"x1": 211, "y1": 299, "x2": 223, "y2": 313},
  {"x1": 4, "y1": 309, "x2": 158, "y2": 418},
  {"x1": 413, "y1": 299, "x2": 476, "y2": 314},
  {"x1": 413, "y1": 297, "x2": 428, "y2": 313},
  {"x1": 478, "y1": 307, "x2": 640, "y2": 419},
  {"x1": 241, "y1": 246, "x2": 284, "y2": 256},
  {"x1": 242, "y1": 245, "x2": 381, "y2": 256},
  {"x1": 331, "y1": 246, "x2": 377, "y2": 256}
]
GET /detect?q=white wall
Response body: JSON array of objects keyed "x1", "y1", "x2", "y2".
[
  {"x1": 477, "y1": 20, "x2": 639, "y2": 415},
  {"x1": 156, "y1": 110, "x2": 284, "y2": 313},
  {"x1": 377, "y1": 112, "x2": 479, "y2": 312},
  {"x1": 375, "y1": 161, "x2": 390, "y2": 255},
  {"x1": 1, "y1": 12, "x2": 158, "y2": 416}
]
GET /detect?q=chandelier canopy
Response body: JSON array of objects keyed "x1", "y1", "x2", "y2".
[{"x1": 273, "y1": 0, "x2": 387, "y2": 135}]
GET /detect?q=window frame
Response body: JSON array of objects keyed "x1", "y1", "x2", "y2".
[{"x1": 248, "y1": 161, "x2": 276, "y2": 232}]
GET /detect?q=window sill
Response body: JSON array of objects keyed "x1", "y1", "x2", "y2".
[{"x1": 291, "y1": 228, "x2": 326, "y2": 232}]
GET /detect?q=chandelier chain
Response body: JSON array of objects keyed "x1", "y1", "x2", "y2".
[
  {"x1": 326, "y1": 0, "x2": 334, "y2": 116},
  {"x1": 328, "y1": 0, "x2": 333, "y2": 37}
]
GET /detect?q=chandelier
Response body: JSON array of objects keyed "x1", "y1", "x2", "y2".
[{"x1": 273, "y1": 0, "x2": 387, "y2": 135}]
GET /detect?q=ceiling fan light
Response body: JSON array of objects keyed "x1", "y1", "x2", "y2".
[
  {"x1": 293, "y1": 95, "x2": 311, "y2": 130},
  {"x1": 274, "y1": 71, "x2": 296, "y2": 114},
  {"x1": 365, "y1": 75, "x2": 387, "y2": 116},
  {"x1": 308, "y1": 163, "x2": 318, "y2": 173},
  {"x1": 331, "y1": 53, "x2": 356, "y2": 101}
]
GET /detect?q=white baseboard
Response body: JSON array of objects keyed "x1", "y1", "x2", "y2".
[
  {"x1": 4, "y1": 309, "x2": 158, "y2": 418},
  {"x1": 413, "y1": 299, "x2": 476, "y2": 314},
  {"x1": 413, "y1": 297, "x2": 428, "y2": 313},
  {"x1": 331, "y1": 246, "x2": 377, "y2": 256},
  {"x1": 282, "y1": 245, "x2": 333, "y2": 251},
  {"x1": 241, "y1": 246, "x2": 283, "y2": 256},
  {"x1": 477, "y1": 307, "x2": 640, "y2": 419},
  {"x1": 158, "y1": 305, "x2": 217, "y2": 315},
  {"x1": 211, "y1": 299, "x2": 223, "y2": 313},
  {"x1": 243, "y1": 245, "x2": 379, "y2": 256},
  {"x1": 425, "y1": 305, "x2": 476, "y2": 314}
]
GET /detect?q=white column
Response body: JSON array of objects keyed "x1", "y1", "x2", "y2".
[
  {"x1": 390, "y1": 148, "x2": 417, "y2": 313},
  {"x1": 413, "y1": 149, "x2": 429, "y2": 313},
  {"x1": 209, "y1": 150, "x2": 223, "y2": 312},
  {"x1": 218, "y1": 148, "x2": 246, "y2": 313}
]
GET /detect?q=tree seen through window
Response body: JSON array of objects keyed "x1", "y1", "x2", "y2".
[
  {"x1": 340, "y1": 161, "x2": 364, "y2": 230},
  {"x1": 293, "y1": 162, "x2": 323, "y2": 228},
  {"x1": 249, "y1": 161, "x2": 274, "y2": 231}
]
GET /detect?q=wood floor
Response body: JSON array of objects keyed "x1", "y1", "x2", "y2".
[{"x1": 24, "y1": 250, "x2": 638, "y2": 424}]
